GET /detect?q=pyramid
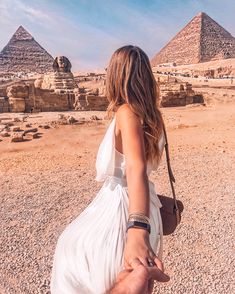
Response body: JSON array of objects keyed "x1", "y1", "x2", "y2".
[
  {"x1": 151, "y1": 12, "x2": 235, "y2": 66},
  {"x1": 0, "y1": 26, "x2": 54, "y2": 74}
]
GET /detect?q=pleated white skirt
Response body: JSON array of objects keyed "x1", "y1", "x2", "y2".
[{"x1": 50, "y1": 176, "x2": 162, "y2": 294}]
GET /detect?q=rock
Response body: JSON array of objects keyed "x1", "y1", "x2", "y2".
[
  {"x1": 67, "y1": 116, "x2": 77, "y2": 124},
  {"x1": 25, "y1": 133, "x2": 39, "y2": 140},
  {"x1": 11, "y1": 132, "x2": 24, "y2": 142},
  {"x1": 3, "y1": 122, "x2": 14, "y2": 127},
  {"x1": 10, "y1": 126, "x2": 21, "y2": 132},
  {"x1": 25, "y1": 124, "x2": 32, "y2": 128},
  {"x1": 0, "y1": 125, "x2": 6, "y2": 132},
  {"x1": 43, "y1": 125, "x2": 50, "y2": 129},
  {"x1": 90, "y1": 115, "x2": 101, "y2": 121},
  {"x1": 58, "y1": 114, "x2": 65, "y2": 120},
  {"x1": 22, "y1": 116, "x2": 28, "y2": 122},
  {"x1": 13, "y1": 118, "x2": 21, "y2": 122},
  {"x1": 23, "y1": 128, "x2": 38, "y2": 135},
  {"x1": 74, "y1": 120, "x2": 85, "y2": 125},
  {"x1": 0, "y1": 131, "x2": 10, "y2": 137}
]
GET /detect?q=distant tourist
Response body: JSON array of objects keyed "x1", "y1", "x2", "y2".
[{"x1": 50, "y1": 45, "x2": 168, "y2": 293}]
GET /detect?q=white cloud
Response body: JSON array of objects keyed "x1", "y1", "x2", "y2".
[
  {"x1": 0, "y1": 0, "x2": 13, "y2": 25},
  {"x1": 15, "y1": 0, "x2": 52, "y2": 23}
]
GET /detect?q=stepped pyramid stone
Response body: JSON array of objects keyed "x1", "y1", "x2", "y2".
[
  {"x1": 151, "y1": 12, "x2": 235, "y2": 66},
  {"x1": 0, "y1": 26, "x2": 54, "y2": 74}
]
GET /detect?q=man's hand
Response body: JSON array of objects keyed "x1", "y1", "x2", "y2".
[{"x1": 110, "y1": 257, "x2": 170, "y2": 294}]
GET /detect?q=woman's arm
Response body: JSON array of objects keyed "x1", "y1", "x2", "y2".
[
  {"x1": 116, "y1": 104, "x2": 159, "y2": 269},
  {"x1": 116, "y1": 104, "x2": 150, "y2": 217}
]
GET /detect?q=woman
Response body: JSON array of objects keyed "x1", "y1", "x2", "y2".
[{"x1": 50, "y1": 45, "x2": 166, "y2": 294}]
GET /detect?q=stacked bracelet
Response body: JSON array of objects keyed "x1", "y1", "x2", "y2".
[
  {"x1": 129, "y1": 213, "x2": 150, "y2": 223},
  {"x1": 126, "y1": 213, "x2": 151, "y2": 234}
]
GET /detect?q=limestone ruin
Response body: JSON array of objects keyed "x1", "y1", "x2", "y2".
[
  {"x1": 151, "y1": 12, "x2": 235, "y2": 66},
  {"x1": 159, "y1": 82, "x2": 204, "y2": 107},
  {"x1": 74, "y1": 78, "x2": 108, "y2": 111},
  {"x1": 0, "y1": 26, "x2": 53, "y2": 74},
  {"x1": 0, "y1": 56, "x2": 78, "y2": 112},
  {"x1": 0, "y1": 56, "x2": 110, "y2": 113}
]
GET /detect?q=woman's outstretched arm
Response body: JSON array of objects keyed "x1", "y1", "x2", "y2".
[
  {"x1": 116, "y1": 104, "x2": 161, "y2": 270},
  {"x1": 116, "y1": 104, "x2": 150, "y2": 217}
]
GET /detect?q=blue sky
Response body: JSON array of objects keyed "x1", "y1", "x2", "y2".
[{"x1": 1, "y1": 0, "x2": 235, "y2": 71}]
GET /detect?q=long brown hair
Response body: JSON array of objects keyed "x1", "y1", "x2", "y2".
[{"x1": 106, "y1": 45, "x2": 165, "y2": 166}]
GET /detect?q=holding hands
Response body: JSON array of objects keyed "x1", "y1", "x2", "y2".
[{"x1": 121, "y1": 213, "x2": 169, "y2": 293}]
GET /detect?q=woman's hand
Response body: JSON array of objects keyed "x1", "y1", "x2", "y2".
[{"x1": 124, "y1": 228, "x2": 163, "y2": 271}]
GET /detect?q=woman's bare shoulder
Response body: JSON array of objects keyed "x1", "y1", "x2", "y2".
[{"x1": 116, "y1": 104, "x2": 141, "y2": 127}]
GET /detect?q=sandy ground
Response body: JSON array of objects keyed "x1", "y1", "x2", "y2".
[{"x1": 0, "y1": 102, "x2": 235, "y2": 294}]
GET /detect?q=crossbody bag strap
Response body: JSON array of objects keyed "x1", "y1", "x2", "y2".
[{"x1": 162, "y1": 124, "x2": 180, "y2": 217}]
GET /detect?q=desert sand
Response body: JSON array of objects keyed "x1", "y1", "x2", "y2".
[{"x1": 0, "y1": 102, "x2": 235, "y2": 294}]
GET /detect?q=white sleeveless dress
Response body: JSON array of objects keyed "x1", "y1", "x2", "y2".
[{"x1": 50, "y1": 114, "x2": 166, "y2": 294}]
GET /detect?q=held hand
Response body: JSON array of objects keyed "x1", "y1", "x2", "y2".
[
  {"x1": 124, "y1": 228, "x2": 163, "y2": 270},
  {"x1": 111, "y1": 263, "x2": 169, "y2": 294}
]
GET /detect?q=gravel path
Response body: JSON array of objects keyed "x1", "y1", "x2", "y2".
[{"x1": 0, "y1": 104, "x2": 234, "y2": 293}]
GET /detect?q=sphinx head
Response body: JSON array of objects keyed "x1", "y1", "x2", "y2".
[{"x1": 53, "y1": 56, "x2": 72, "y2": 73}]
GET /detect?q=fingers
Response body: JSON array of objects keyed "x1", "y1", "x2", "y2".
[
  {"x1": 153, "y1": 256, "x2": 164, "y2": 272},
  {"x1": 127, "y1": 255, "x2": 160, "y2": 270},
  {"x1": 148, "y1": 267, "x2": 170, "y2": 283},
  {"x1": 139, "y1": 257, "x2": 149, "y2": 267}
]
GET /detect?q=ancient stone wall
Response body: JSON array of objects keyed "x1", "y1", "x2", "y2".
[
  {"x1": 0, "y1": 80, "x2": 75, "y2": 113},
  {"x1": 74, "y1": 93, "x2": 108, "y2": 111},
  {"x1": 0, "y1": 97, "x2": 10, "y2": 112},
  {"x1": 27, "y1": 87, "x2": 73, "y2": 112},
  {"x1": 6, "y1": 82, "x2": 29, "y2": 112},
  {"x1": 159, "y1": 82, "x2": 204, "y2": 107}
]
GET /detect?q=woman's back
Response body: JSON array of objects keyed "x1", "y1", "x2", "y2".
[{"x1": 95, "y1": 114, "x2": 165, "y2": 183}]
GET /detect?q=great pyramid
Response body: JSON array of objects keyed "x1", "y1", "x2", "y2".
[
  {"x1": 0, "y1": 26, "x2": 54, "y2": 74},
  {"x1": 151, "y1": 12, "x2": 235, "y2": 66}
]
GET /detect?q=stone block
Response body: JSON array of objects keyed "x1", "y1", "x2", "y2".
[
  {"x1": 10, "y1": 126, "x2": 21, "y2": 132},
  {"x1": 11, "y1": 132, "x2": 24, "y2": 142},
  {"x1": 0, "y1": 131, "x2": 10, "y2": 137},
  {"x1": 9, "y1": 98, "x2": 26, "y2": 112},
  {"x1": 24, "y1": 132, "x2": 39, "y2": 140}
]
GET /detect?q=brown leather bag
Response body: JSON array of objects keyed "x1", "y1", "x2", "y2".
[{"x1": 158, "y1": 125, "x2": 184, "y2": 235}]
